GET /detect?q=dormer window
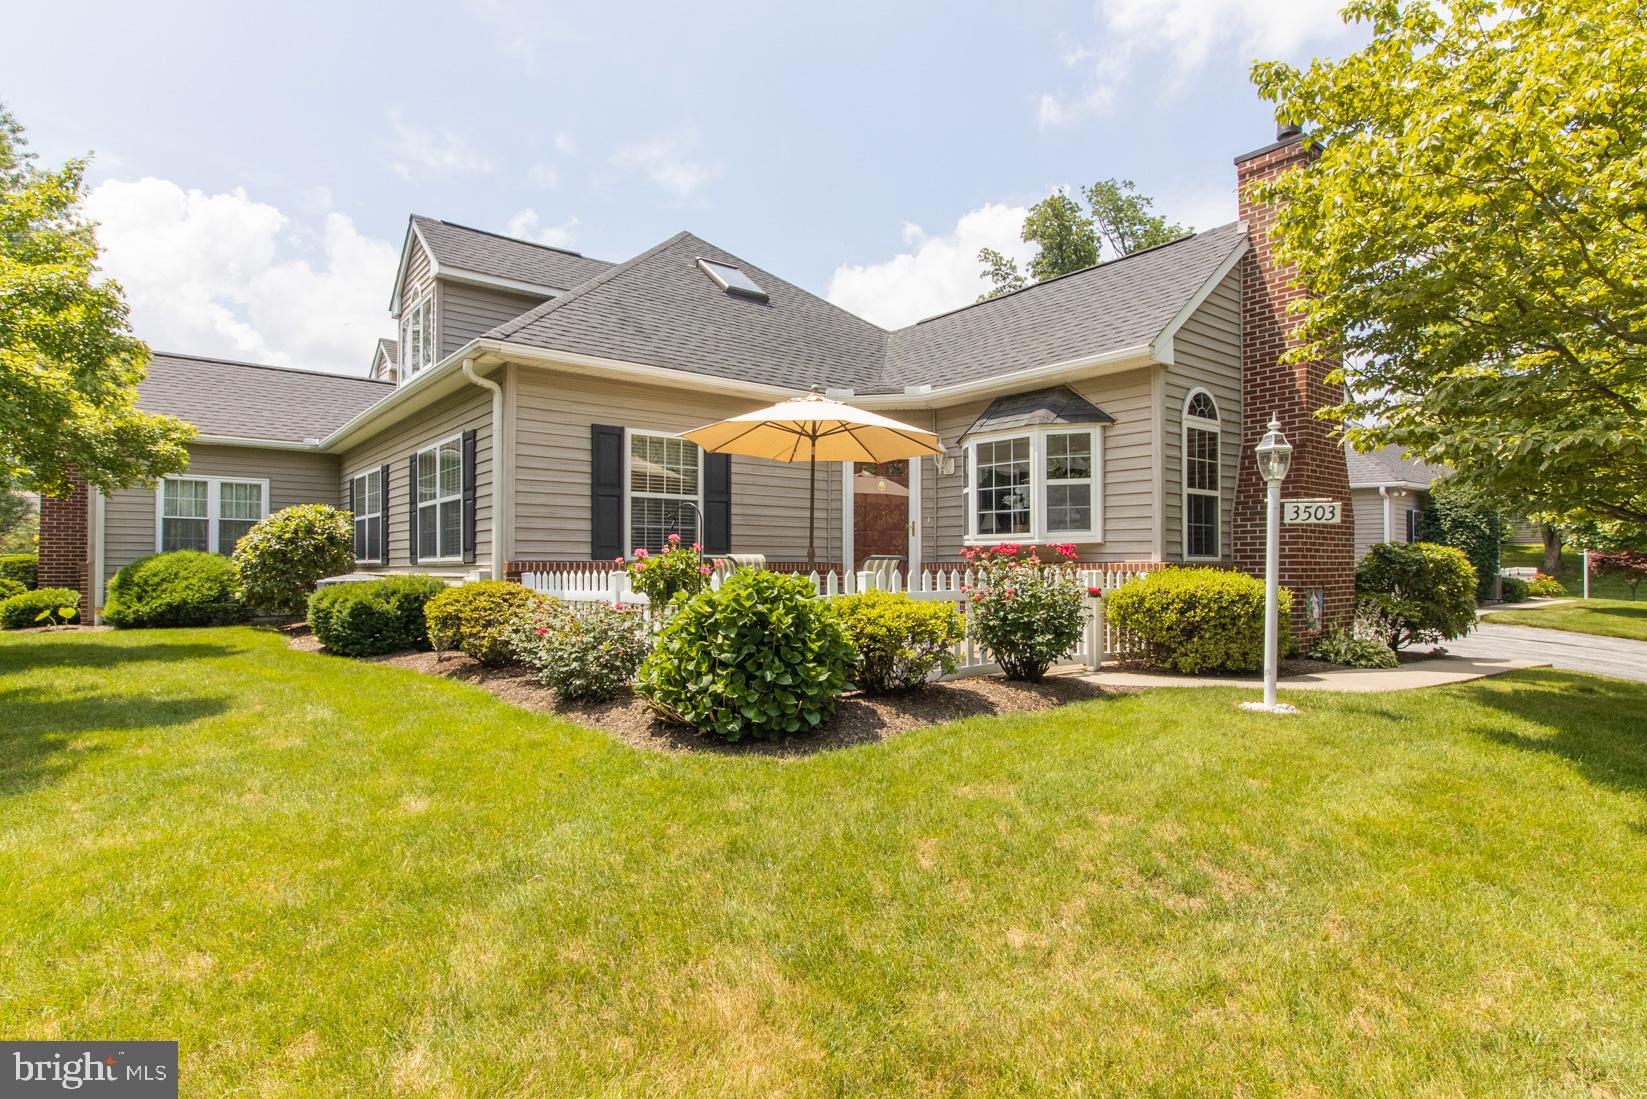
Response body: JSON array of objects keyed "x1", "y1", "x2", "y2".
[
  {"x1": 400, "y1": 293, "x2": 435, "y2": 379},
  {"x1": 696, "y1": 258, "x2": 768, "y2": 302}
]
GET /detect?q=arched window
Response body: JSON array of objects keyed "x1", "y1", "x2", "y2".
[{"x1": 1183, "y1": 389, "x2": 1220, "y2": 559}]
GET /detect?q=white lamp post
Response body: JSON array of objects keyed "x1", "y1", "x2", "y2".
[{"x1": 1243, "y1": 416, "x2": 1296, "y2": 714}]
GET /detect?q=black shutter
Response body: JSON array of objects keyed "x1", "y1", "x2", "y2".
[
  {"x1": 345, "y1": 476, "x2": 354, "y2": 516},
  {"x1": 591, "y1": 424, "x2": 625, "y2": 561},
  {"x1": 704, "y1": 452, "x2": 732, "y2": 555},
  {"x1": 378, "y1": 463, "x2": 391, "y2": 564},
  {"x1": 461, "y1": 429, "x2": 478, "y2": 565},
  {"x1": 407, "y1": 455, "x2": 420, "y2": 565}
]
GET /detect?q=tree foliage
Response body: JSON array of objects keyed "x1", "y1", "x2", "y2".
[
  {"x1": 1416, "y1": 480, "x2": 1504, "y2": 601},
  {"x1": 1250, "y1": 0, "x2": 1647, "y2": 524},
  {"x1": 0, "y1": 103, "x2": 194, "y2": 499},
  {"x1": 977, "y1": 179, "x2": 1188, "y2": 301}
]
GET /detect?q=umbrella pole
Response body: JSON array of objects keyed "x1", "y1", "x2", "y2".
[{"x1": 807, "y1": 448, "x2": 817, "y2": 565}]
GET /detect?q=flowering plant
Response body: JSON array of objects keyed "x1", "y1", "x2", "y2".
[
  {"x1": 624, "y1": 533, "x2": 714, "y2": 606},
  {"x1": 503, "y1": 597, "x2": 650, "y2": 701},
  {"x1": 960, "y1": 543, "x2": 1086, "y2": 681}
]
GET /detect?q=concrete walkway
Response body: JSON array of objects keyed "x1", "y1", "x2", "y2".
[
  {"x1": 1444, "y1": 621, "x2": 1647, "y2": 684},
  {"x1": 1077, "y1": 654, "x2": 1546, "y2": 694}
]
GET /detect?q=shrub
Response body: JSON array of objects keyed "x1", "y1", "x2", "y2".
[
  {"x1": 0, "y1": 578, "x2": 22, "y2": 602},
  {"x1": 1417, "y1": 482, "x2": 1502, "y2": 601},
  {"x1": 231, "y1": 504, "x2": 354, "y2": 615},
  {"x1": 625, "y1": 533, "x2": 713, "y2": 606},
  {"x1": 0, "y1": 587, "x2": 80, "y2": 630},
  {"x1": 638, "y1": 569, "x2": 854, "y2": 741},
  {"x1": 1308, "y1": 604, "x2": 1398, "y2": 669},
  {"x1": 1106, "y1": 567, "x2": 1289, "y2": 674},
  {"x1": 424, "y1": 580, "x2": 546, "y2": 666},
  {"x1": 1499, "y1": 575, "x2": 1530, "y2": 603},
  {"x1": 832, "y1": 590, "x2": 962, "y2": 693},
  {"x1": 308, "y1": 575, "x2": 448, "y2": 657},
  {"x1": 1525, "y1": 572, "x2": 1569, "y2": 598},
  {"x1": 1356, "y1": 541, "x2": 1477, "y2": 648},
  {"x1": 103, "y1": 551, "x2": 244, "y2": 628},
  {"x1": 0, "y1": 553, "x2": 37, "y2": 590},
  {"x1": 1592, "y1": 550, "x2": 1647, "y2": 600},
  {"x1": 962, "y1": 543, "x2": 1086, "y2": 682},
  {"x1": 506, "y1": 599, "x2": 650, "y2": 701}
]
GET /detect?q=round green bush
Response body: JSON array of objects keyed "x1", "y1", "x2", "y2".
[
  {"x1": 308, "y1": 575, "x2": 448, "y2": 657},
  {"x1": 1105, "y1": 567, "x2": 1290, "y2": 674},
  {"x1": 0, "y1": 553, "x2": 37, "y2": 590},
  {"x1": 505, "y1": 599, "x2": 650, "y2": 701},
  {"x1": 0, "y1": 578, "x2": 23, "y2": 602},
  {"x1": 1499, "y1": 575, "x2": 1530, "y2": 603},
  {"x1": 638, "y1": 569, "x2": 854, "y2": 741},
  {"x1": 832, "y1": 590, "x2": 962, "y2": 693},
  {"x1": 103, "y1": 551, "x2": 244, "y2": 628},
  {"x1": 231, "y1": 504, "x2": 355, "y2": 615},
  {"x1": 424, "y1": 580, "x2": 546, "y2": 666},
  {"x1": 1356, "y1": 541, "x2": 1477, "y2": 648},
  {"x1": 0, "y1": 587, "x2": 80, "y2": 630}
]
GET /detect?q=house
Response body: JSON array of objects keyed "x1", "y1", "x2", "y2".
[
  {"x1": 1345, "y1": 443, "x2": 1447, "y2": 559},
  {"x1": 39, "y1": 123, "x2": 1358, "y2": 630}
]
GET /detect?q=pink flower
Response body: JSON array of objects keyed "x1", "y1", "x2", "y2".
[
  {"x1": 668, "y1": 532, "x2": 681, "y2": 544},
  {"x1": 1087, "y1": 586, "x2": 1103, "y2": 598},
  {"x1": 691, "y1": 542, "x2": 703, "y2": 551},
  {"x1": 614, "y1": 556, "x2": 625, "y2": 564},
  {"x1": 699, "y1": 565, "x2": 713, "y2": 575},
  {"x1": 1003, "y1": 587, "x2": 1015, "y2": 600},
  {"x1": 971, "y1": 592, "x2": 984, "y2": 602},
  {"x1": 635, "y1": 547, "x2": 649, "y2": 558},
  {"x1": 536, "y1": 626, "x2": 548, "y2": 636},
  {"x1": 635, "y1": 560, "x2": 646, "y2": 571}
]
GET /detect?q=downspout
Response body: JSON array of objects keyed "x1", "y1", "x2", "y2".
[{"x1": 461, "y1": 357, "x2": 508, "y2": 581}]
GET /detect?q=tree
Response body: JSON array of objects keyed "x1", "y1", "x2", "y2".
[
  {"x1": 0, "y1": 486, "x2": 36, "y2": 555},
  {"x1": 977, "y1": 179, "x2": 1188, "y2": 301},
  {"x1": 1416, "y1": 480, "x2": 1504, "y2": 601},
  {"x1": 1250, "y1": 0, "x2": 1647, "y2": 525},
  {"x1": 1592, "y1": 552, "x2": 1647, "y2": 600},
  {"x1": 0, "y1": 103, "x2": 193, "y2": 498}
]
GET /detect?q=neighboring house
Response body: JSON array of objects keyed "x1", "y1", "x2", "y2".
[
  {"x1": 39, "y1": 123, "x2": 1359, "y2": 628},
  {"x1": 1345, "y1": 443, "x2": 1447, "y2": 559}
]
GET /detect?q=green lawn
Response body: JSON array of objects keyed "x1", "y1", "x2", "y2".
[
  {"x1": 1483, "y1": 598, "x2": 1647, "y2": 641},
  {"x1": 1501, "y1": 540, "x2": 1636, "y2": 600},
  {"x1": 4, "y1": 628, "x2": 1647, "y2": 1096}
]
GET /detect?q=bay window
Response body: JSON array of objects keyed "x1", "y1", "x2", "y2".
[
  {"x1": 416, "y1": 436, "x2": 463, "y2": 561},
  {"x1": 628, "y1": 431, "x2": 702, "y2": 553},
  {"x1": 965, "y1": 426, "x2": 1102, "y2": 543},
  {"x1": 157, "y1": 476, "x2": 267, "y2": 555}
]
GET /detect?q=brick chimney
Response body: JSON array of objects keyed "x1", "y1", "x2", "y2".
[
  {"x1": 1232, "y1": 125, "x2": 1356, "y2": 634},
  {"x1": 38, "y1": 470, "x2": 91, "y2": 596}
]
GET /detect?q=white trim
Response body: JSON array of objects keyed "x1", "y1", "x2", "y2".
[
  {"x1": 438, "y1": 266, "x2": 567, "y2": 300},
  {"x1": 1350, "y1": 480, "x2": 1431, "y2": 492},
  {"x1": 347, "y1": 466, "x2": 386, "y2": 565},
  {"x1": 907, "y1": 455, "x2": 923, "y2": 574},
  {"x1": 1181, "y1": 386, "x2": 1222, "y2": 561},
  {"x1": 962, "y1": 425, "x2": 1103, "y2": 546},
  {"x1": 399, "y1": 291, "x2": 437, "y2": 381},
  {"x1": 840, "y1": 462, "x2": 855, "y2": 584},
  {"x1": 193, "y1": 434, "x2": 325, "y2": 451},
  {"x1": 414, "y1": 433, "x2": 465, "y2": 564},
  {"x1": 90, "y1": 486, "x2": 106, "y2": 618},
  {"x1": 1150, "y1": 231, "x2": 1249, "y2": 365},
  {"x1": 154, "y1": 475, "x2": 270, "y2": 555},
  {"x1": 623, "y1": 427, "x2": 704, "y2": 555},
  {"x1": 388, "y1": 220, "x2": 432, "y2": 315}
]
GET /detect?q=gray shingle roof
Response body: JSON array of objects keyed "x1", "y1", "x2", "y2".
[
  {"x1": 411, "y1": 216, "x2": 614, "y2": 292},
  {"x1": 375, "y1": 337, "x2": 398, "y2": 366},
  {"x1": 1344, "y1": 442, "x2": 1449, "y2": 487},
  {"x1": 963, "y1": 386, "x2": 1115, "y2": 437},
  {"x1": 486, "y1": 222, "x2": 1246, "y2": 393},
  {"x1": 138, "y1": 353, "x2": 392, "y2": 444}
]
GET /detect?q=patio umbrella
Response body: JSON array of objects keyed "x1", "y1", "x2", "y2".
[{"x1": 682, "y1": 389, "x2": 942, "y2": 564}]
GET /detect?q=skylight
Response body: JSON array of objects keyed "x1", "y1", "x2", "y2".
[{"x1": 697, "y1": 258, "x2": 768, "y2": 302}]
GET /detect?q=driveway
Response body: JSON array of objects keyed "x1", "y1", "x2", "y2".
[{"x1": 1444, "y1": 622, "x2": 1647, "y2": 684}]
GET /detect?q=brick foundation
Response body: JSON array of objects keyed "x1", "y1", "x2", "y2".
[
  {"x1": 38, "y1": 471, "x2": 90, "y2": 596},
  {"x1": 1233, "y1": 133, "x2": 1357, "y2": 636}
]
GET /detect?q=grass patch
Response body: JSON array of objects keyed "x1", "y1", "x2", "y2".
[
  {"x1": 1484, "y1": 598, "x2": 1647, "y2": 641},
  {"x1": 1501, "y1": 541, "x2": 1635, "y2": 600},
  {"x1": 4, "y1": 628, "x2": 1647, "y2": 1095}
]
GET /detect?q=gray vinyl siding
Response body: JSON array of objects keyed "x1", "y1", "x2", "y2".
[
  {"x1": 1163, "y1": 263, "x2": 1243, "y2": 561},
  {"x1": 336, "y1": 388, "x2": 494, "y2": 574},
  {"x1": 439, "y1": 282, "x2": 545, "y2": 357},
  {"x1": 101, "y1": 444, "x2": 340, "y2": 584},
  {"x1": 510, "y1": 368, "x2": 843, "y2": 563},
  {"x1": 402, "y1": 235, "x2": 433, "y2": 306},
  {"x1": 1350, "y1": 486, "x2": 1428, "y2": 559},
  {"x1": 925, "y1": 367, "x2": 1160, "y2": 564}
]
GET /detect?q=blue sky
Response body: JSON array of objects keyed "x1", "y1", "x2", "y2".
[{"x1": 7, "y1": 0, "x2": 1366, "y2": 374}]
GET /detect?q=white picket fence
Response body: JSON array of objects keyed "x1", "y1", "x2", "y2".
[{"x1": 519, "y1": 563, "x2": 1152, "y2": 677}]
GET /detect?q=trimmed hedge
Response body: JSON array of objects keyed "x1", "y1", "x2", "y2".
[
  {"x1": 832, "y1": 590, "x2": 962, "y2": 693},
  {"x1": 0, "y1": 554, "x2": 37, "y2": 590},
  {"x1": 1105, "y1": 567, "x2": 1290, "y2": 674},
  {"x1": 0, "y1": 587, "x2": 80, "y2": 630},
  {"x1": 0, "y1": 578, "x2": 23, "y2": 602},
  {"x1": 308, "y1": 575, "x2": 448, "y2": 657},
  {"x1": 1499, "y1": 575, "x2": 1530, "y2": 603},
  {"x1": 424, "y1": 580, "x2": 546, "y2": 666},
  {"x1": 231, "y1": 504, "x2": 355, "y2": 615},
  {"x1": 103, "y1": 551, "x2": 244, "y2": 628}
]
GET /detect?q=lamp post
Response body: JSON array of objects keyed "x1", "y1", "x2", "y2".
[{"x1": 1248, "y1": 417, "x2": 1293, "y2": 712}]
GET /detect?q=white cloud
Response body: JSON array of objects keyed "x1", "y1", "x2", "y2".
[
  {"x1": 1039, "y1": 0, "x2": 1353, "y2": 126},
  {"x1": 505, "y1": 208, "x2": 579, "y2": 248},
  {"x1": 825, "y1": 203, "x2": 1033, "y2": 329},
  {"x1": 613, "y1": 127, "x2": 721, "y2": 199},
  {"x1": 84, "y1": 178, "x2": 397, "y2": 376},
  {"x1": 385, "y1": 109, "x2": 495, "y2": 181}
]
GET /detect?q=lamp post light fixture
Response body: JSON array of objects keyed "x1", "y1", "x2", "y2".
[{"x1": 1242, "y1": 416, "x2": 1298, "y2": 715}]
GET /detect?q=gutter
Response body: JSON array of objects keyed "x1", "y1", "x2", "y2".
[{"x1": 461, "y1": 356, "x2": 508, "y2": 581}]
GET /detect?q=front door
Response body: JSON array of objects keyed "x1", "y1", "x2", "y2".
[{"x1": 853, "y1": 461, "x2": 909, "y2": 570}]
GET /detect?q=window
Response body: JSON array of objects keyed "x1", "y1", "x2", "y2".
[
  {"x1": 1183, "y1": 388, "x2": 1221, "y2": 560},
  {"x1": 400, "y1": 293, "x2": 435, "y2": 378},
  {"x1": 1405, "y1": 507, "x2": 1421, "y2": 543},
  {"x1": 966, "y1": 427, "x2": 1102, "y2": 543},
  {"x1": 696, "y1": 258, "x2": 768, "y2": 302},
  {"x1": 350, "y1": 468, "x2": 384, "y2": 563},
  {"x1": 416, "y1": 437, "x2": 463, "y2": 561},
  {"x1": 628, "y1": 431, "x2": 701, "y2": 553},
  {"x1": 157, "y1": 476, "x2": 266, "y2": 555}
]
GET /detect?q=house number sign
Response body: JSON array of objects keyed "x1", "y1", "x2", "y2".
[{"x1": 1283, "y1": 500, "x2": 1342, "y2": 524}]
